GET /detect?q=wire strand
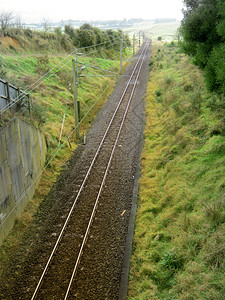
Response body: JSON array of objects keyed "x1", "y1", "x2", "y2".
[
  {"x1": 77, "y1": 60, "x2": 119, "y2": 75},
  {"x1": 0, "y1": 37, "x2": 123, "y2": 114},
  {"x1": 77, "y1": 36, "x2": 121, "y2": 51},
  {"x1": 0, "y1": 36, "x2": 132, "y2": 226},
  {"x1": 0, "y1": 75, "x2": 116, "y2": 229},
  {"x1": 0, "y1": 57, "x2": 73, "y2": 114}
]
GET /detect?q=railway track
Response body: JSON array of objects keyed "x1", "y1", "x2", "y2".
[
  {"x1": 1, "y1": 40, "x2": 151, "y2": 300},
  {"x1": 30, "y1": 41, "x2": 150, "y2": 299}
]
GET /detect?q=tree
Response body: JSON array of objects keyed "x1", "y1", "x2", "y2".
[
  {"x1": 64, "y1": 25, "x2": 75, "y2": 39},
  {"x1": 80, "y1": 23, "x2": 94, "y2": 31},
  {"x1": 0, "y1": 11, "x2": 14, "y2": 33},
  {"x1": 14, "y1": 16, "x2": 23, "y2": 29},
  {"x1": 42, "y1": 18, "x2": 50, "y2": 33},
  {"x1": 180, "y1": 0, "x2": 225, "y2": 94},
  {"x1": 64, "y1": 25, "x2": 79, "y2": 46},
  {"x1": 78, "y1": 28, "x2": 96, "y2": 48},
  {"x1": 94, "y1": 27, "x2": 104, "y2": 46}
]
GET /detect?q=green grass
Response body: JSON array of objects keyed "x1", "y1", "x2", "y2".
[
  {"x1": 124, "y1": 21, "x2": 180, "y2": 42},
  {"x1": 0, "y1": 49, "x2": 129, "y2": 142},
  {"x1": 128, "y1": 41, "x2": 225, "y2": 299}
]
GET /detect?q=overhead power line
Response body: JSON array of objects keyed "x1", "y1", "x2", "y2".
[
  {"x1": 0, "y1": 33, "x2": 133, "y2": 229},
  {"x1": 0, "y1": 76, "x2": 116, "y2": 229},
  {"x1": 0, "y1": 36, "x2": 123, "y2": 115}
]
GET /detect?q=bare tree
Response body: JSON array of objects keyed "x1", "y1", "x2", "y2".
[
  {"x1": 14, "y1": 16, "x2": 23, "y2": 29},
  {"x1": 42, "y1": 18, "x2": 50, "y2": 33},
  {"x1": 0, "y1": 11, "x2": 14, "y2": 32}
]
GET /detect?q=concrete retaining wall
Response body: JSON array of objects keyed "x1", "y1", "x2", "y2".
[{"x1": 0, "y1": 118, "x2": 47, "y2": 245}]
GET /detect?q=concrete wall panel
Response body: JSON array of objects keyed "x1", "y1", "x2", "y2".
[{"x1": 0, "y1": 118, "x2": 47, "y2": 245}]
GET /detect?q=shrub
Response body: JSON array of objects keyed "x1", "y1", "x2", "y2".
[
  {"x1": 36, "y1": 55, "x2": 49, "y2": 75},
  {"x1": 0, "y1": 58, "x2": 7, "y2": 78},
  {"x1": 31, "y1": 102, "x2": 47, "y2": 127},
  {"x1": 24, "y1": 29, "x2": 33, "y2": 38}
]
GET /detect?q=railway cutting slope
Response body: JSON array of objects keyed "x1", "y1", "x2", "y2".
[{"x1": 0, "y1": 41, "x2": 152, "y2": 300}]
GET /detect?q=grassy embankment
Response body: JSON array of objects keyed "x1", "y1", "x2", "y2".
[
  {"x1": 128, "y1": 42, "x2": 225, "y2": 299},
  {"x1": 0, "y1": 34, "x2": 132, "y2": 272},
  {"x1": 124, "y1": 20, "x2": 180, "y2": 42}
]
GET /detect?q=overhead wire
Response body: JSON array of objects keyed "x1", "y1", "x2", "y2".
[
  {"x1": 76, "y1": 39, "x2": 120, "y2": 58},
  {"x1": 0, "y1": 34, "x2": 133, "y2": 227},
  {"x1": 77, "y1": 60, "x2": 119, "y2": 75},
  {"x1": 78, "y1": 35, "x2": 121, "y2": 51},
  {"x1": 0, "y1": 71, "x2": 117, "y2": 229},
  {"x1": 0, "y1": 36, "x2": 123, "y2": 114},
  {"x1": 0, "y1": 57, "x2": 73, "y2": 114}
]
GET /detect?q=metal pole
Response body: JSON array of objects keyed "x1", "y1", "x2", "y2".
[
  {"x1": 72, "y1": 59, "x2": 79, "y2": 140},
  {"x1": 133, "y1": 34, "x2": 135, "y2": 55},
  {"x1": 120, "y1": 34, "x2": 123, "y2": 74},
  {"x1": 75, "y1": 48, "x2": 79, "y2": 85},
  {"x1": 58, "y1": 113, "x2": 66, "y2": 147}
]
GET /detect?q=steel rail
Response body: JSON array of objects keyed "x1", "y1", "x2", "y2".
[
  {"x1": 64, "y1": 41, "x2": 149, "y2": 300},
  {"x1": 31, "y1": 42, "x2": 148, "y2": 300}
]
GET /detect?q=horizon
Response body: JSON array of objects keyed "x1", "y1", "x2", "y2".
[
  {"x1": 0, "y1": 0, "x2": 184, "y2": 24},
  {"x1": 22, "y1": 17, "x2": 179, "y2": 26}
]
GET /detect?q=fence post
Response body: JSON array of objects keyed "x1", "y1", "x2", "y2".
[
  {"x1": 133, "y1": 34, "x2": 135, "y2": 55},
  {"x1": 72, "y1": 59, "x2": 80, "y2": 140},
  {"x1": 58, "y1": 113, "x2": 66, "y2": 147},
  {"x1": 120, "y1": 35, "x2": 123, "y2": 74},
  {"x1": 6, "y1": 81, "x2": 10, "y2": 103}
]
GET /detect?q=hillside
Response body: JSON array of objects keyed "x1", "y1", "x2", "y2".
[{"x1": 128, "y1": 41, "x2": 225, "y2": 299}]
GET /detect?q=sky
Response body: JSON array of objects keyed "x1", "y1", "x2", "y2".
[{"x1": 0, "y1": 0, "x2": 185, "y2": 24}]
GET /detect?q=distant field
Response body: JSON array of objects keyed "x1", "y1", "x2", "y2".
[{"x1": 124, "y1": 21, "x2": 181, "y2": 41}]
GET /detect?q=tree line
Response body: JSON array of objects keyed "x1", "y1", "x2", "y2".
[
  {"x1": 0, "y1": 11, "x2": 130, "y2": 52},
  {"x1": 63, "y1": 23, "x2": 130, "y2": 50},
  {"x1": 180, "y1": 0, "x2": 225, "y2": 95}
]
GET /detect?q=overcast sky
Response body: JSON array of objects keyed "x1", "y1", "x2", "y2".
[{"x1": 0, "y1": 0, "x2": 185, "y2": 23}]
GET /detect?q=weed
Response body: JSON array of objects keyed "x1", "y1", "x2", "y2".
[
  {"x1": 160, "y1": 248, "x2": 184, "y2": 271},
  {"x1": 202, "y1": 195, "x2": 225, "y2": 227},
  {"x1": 155, "y1": 89, "x2": 162, "y2": 97},
  {"x1": 36, "y1": 55, "x2": 50, "y2": 75},
  {"x1": 163, "y1": 76, "x2": 174, "y2": 86}
]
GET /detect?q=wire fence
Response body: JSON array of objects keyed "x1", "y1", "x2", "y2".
[{"x1": 0, "y1": 78, "x2": 29, "y2": 112}]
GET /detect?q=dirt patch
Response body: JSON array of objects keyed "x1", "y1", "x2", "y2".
[{"x1": 0, "y1": 36, "x2": 21, "y2": 48}]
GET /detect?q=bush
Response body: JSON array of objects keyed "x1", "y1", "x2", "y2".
[
  {"x1": 31, "y1": 102, "x2": 47, "y2": 127},
  {"x1": 0, "y1": 58, "x2": 7, "y2": 78},
  {"x1": 24, "y1": 29, "x2": 33, "y2": 38}
]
